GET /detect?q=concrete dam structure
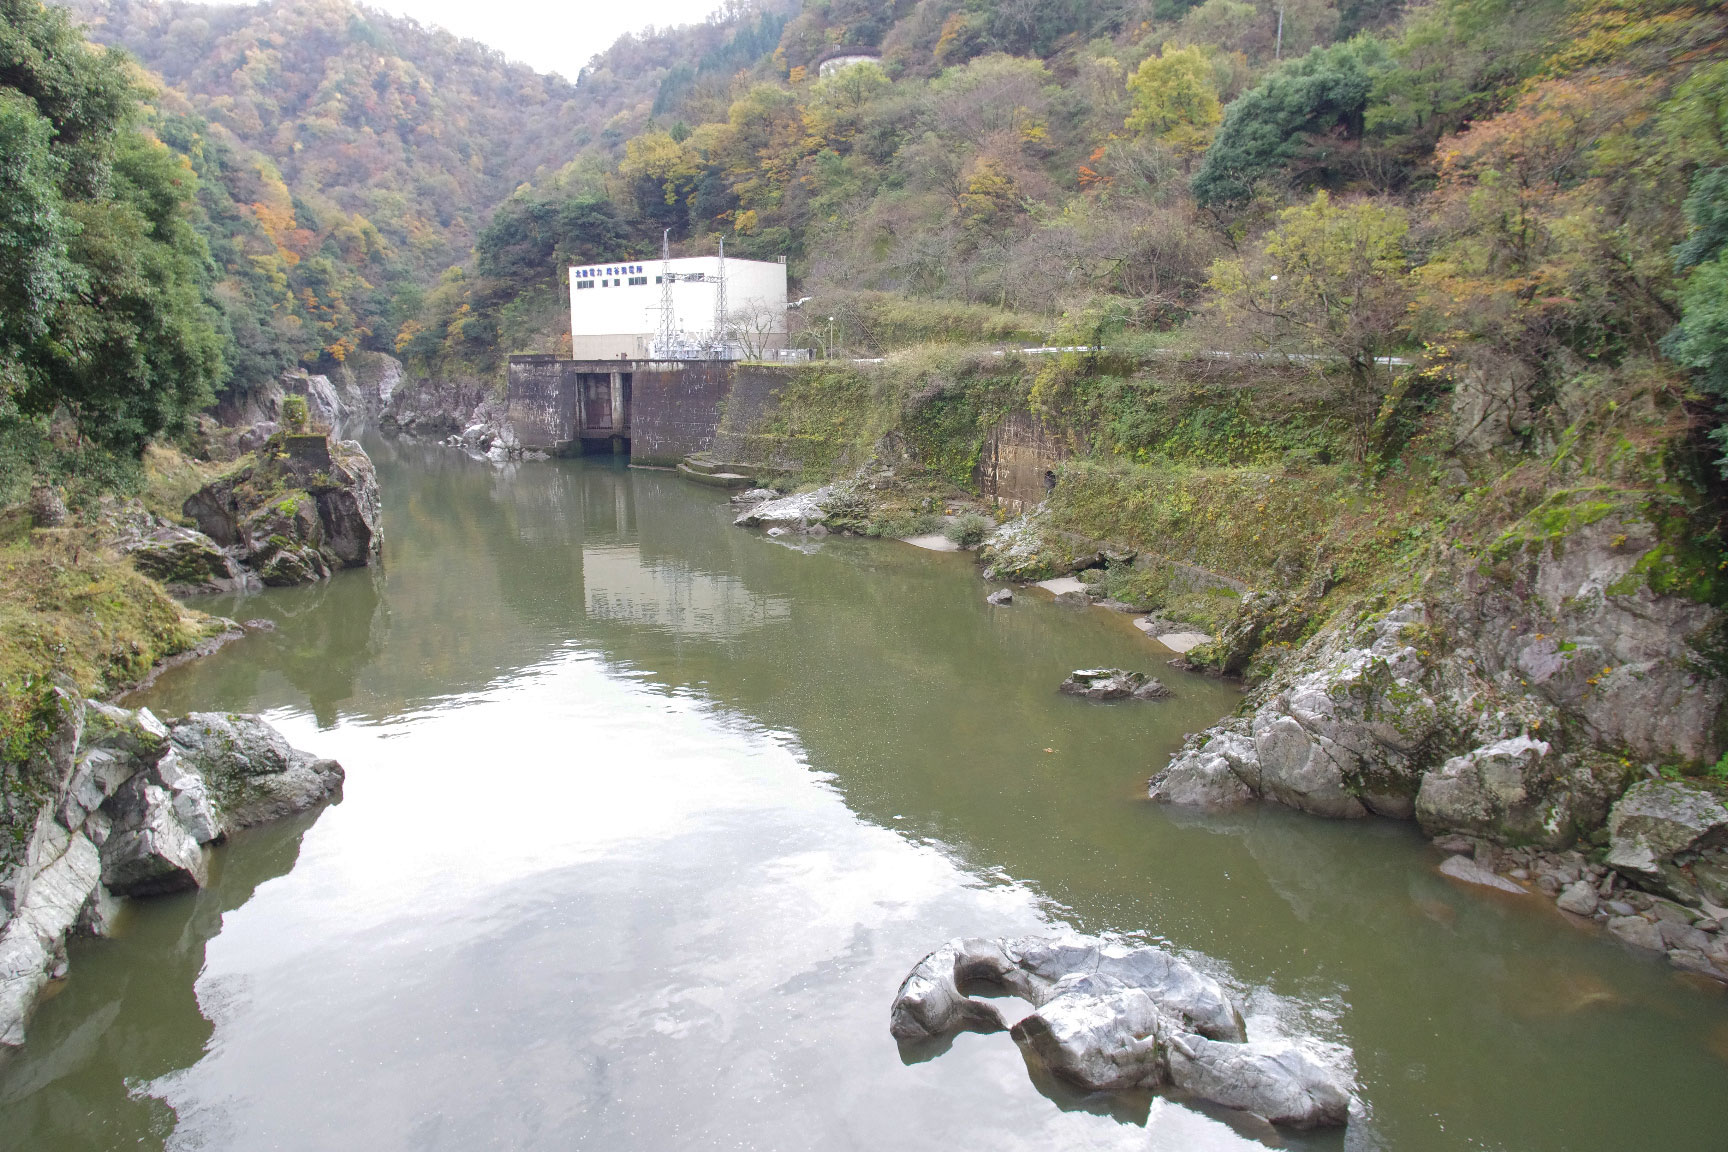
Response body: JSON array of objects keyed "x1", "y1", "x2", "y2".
[
  {"x1": 503, "y1": 355, "x2": 1071, "y2": 510},
  {"x1": 504, "y1": 355, "x2": 797, "y2": 469}
]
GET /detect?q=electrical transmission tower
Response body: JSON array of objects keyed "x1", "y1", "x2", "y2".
[
  {"x1": 652, "y1": 233, "x2": 732, "y2": 359},
  {"x1": 713, "y1": 237, "x2": 728, "y2": 357},
  {"x1": 657, "y1": 229, "x2": 676, "y2": 358}
]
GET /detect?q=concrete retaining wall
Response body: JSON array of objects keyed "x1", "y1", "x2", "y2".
[
  {"x1": 505, "y1": 356, "x2": 579, "y2": 451},
  {"x1": 628, "y1": 361, "x2": 737, "y2": 466},
  {"x1": 978, "y1": 410, "x2": 1074, "y2": 512}
]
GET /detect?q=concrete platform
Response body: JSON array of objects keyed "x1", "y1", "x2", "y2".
[
  {"x1": 1130, "y1": 618, "x2": 1213, "y2": 652},
  {"x1": 901, "y1": 533, "x2": 960, "y2": 552}
]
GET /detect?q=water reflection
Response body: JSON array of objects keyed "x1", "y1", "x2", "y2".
[
  {"x1": 0, "y1": 814, "x2": 317, "y2": 1148},
  {"x1": 583, "y1": 545, "x2": 790, "y2": 637}
]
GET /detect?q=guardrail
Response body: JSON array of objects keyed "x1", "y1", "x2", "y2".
[{"x1": 843, "y1": 347, "x2": 1412, "y2": 367}]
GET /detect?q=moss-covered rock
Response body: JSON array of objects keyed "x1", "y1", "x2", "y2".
[{"x1": 182, "y1": 435, "x2": 382, "y2": 588}]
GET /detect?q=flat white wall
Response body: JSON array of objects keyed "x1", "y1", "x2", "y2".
[{"x1": 568, "y1": 256, "x2": 787, "y2": 359}]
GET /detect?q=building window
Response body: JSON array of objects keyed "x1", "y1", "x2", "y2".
[
  {"x1": 628, "y1": 276, "x2": 647, "y2": 286},
  {"x1": 575, "y1": 280, "x2": 594, "y2": 290}
]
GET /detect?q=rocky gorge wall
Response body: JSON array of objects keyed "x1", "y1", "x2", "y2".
[{"x1": 217, "y1": 351, "x2": 401, "y2": 441}]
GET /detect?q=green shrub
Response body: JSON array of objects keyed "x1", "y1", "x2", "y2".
[
  {"x1": 868, "y1": 510, "x2": 940, "y2": 538},
  {"x1": 946, "y1": 512, "x2": 991, "y2": 548},
  {"x1": 280, "y1": 395, "x2": 309, "y2": 433}
]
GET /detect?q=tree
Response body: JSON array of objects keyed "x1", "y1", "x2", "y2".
[
  {"x1": 726, "y1": 301, "x2": 782, "y2": 359},
  {"x1": 0, "y1": 91, "x2": 79, "y2": 402},
  {"x1": 1124, "y1": 45, "x2": 1223, "y2": 160},
  {"x1": 475, "y1": 194, "x2": 631, "y2": 295},
  {"x1": 1208, "y1": 191, "x2": 1411, "y2": 457},
  {"x1": 1662, "y1": 63, "x2": 1728, "y2": 470},
  {"x1": 1192, "y1": 36, "x2": 1390, "y2": 205},
  {"x1": 1, "y1": 0, "x2": 223, "y2": 452}
]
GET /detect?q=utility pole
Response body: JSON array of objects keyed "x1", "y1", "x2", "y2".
[{"x1": 1275, "y1": 3, "x2": 1284, "y2": 60}]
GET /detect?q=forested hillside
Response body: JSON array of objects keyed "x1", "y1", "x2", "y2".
[
  {"x1": 43, "y1": 0, "x2": 795, "y2": 392},
  {"x1": 414, "y1": 0, "x2": 1727, "y2": 479},
  {"x1": 7, "y1": 0, "x2": 1725, "y2": 539}
]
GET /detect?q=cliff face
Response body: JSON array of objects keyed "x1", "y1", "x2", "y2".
[
  {"x1": 216, "y1": 352, "x2": 404, "y2": 440},
  {"x1": 0, "y1": 682, "x2": 343, "y2": 1049},
  {"x1": 378, "y1": 375, "x2": 496, "y2": 441}
]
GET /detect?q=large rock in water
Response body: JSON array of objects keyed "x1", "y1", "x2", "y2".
[
  {"x1": 170, "y1": 713, "x2": 344, "y2": 834},
  {"x1": 0, "y1": 687, "x2": 343, "y2": 1050},
  {"x1": 100, "y1": 775, "x2": 208, "y2": 896},
  {"x1": 733, "y1": 486, "x2": 837, "y2": 532},
  {"x1": 1059, "y1": 669, "x2": 1172, "y2": 701},
  {"x1": 889, "y1": 935, "x2": 1353, "y2": 1129},
  {"x1": 1149, "y1": 730, "x2": 1258, "y2": 807},
  {"x1": 183, "y1": 435, "x2": 382, "y2": 587}
]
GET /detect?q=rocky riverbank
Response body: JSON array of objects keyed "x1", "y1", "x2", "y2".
[
  {"x1": 0, "y1": 681, "x2": 342, "y2": 1048},
  {"x1": 726, "y1": 465, "x2": 1728, "y2": 984},
  {"x1": 1140, "y1": 506, "x2": 1728, "y2": 981}
]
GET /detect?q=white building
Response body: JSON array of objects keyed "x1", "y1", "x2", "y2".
[
  {"x1": 817, "y1": 53, "x2": 881, "y2": 77},
  {"x1": 567, "y1": 255, "x2": 788, "y2": 360}
]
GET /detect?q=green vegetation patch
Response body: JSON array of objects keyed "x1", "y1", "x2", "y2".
[
  {"x1": 0, "y1": 529, "x2": 209, "y2": 703},
  {"x1": 1486, "y1": 488, "x2": 1630, "y2": 561},
  {"x1": 754, "y1": 364, "x2": 892, "y2": 480},
  {"x1": 1050, "y1": 460, "x2": 1348, "y2": 591},
  {"x1": 894, "y1": 349, "x2": 1029, "y2": 491}
]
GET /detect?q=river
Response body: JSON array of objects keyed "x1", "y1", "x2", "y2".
[{"x1": 3, "y1": 443, "x2": 1726, "y2": 1150}]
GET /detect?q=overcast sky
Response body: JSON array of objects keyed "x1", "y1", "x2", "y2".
[{"x1": 359, "y1": 0, "x2": 726, "y2": 78}]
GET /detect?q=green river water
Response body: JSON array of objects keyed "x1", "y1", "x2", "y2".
[{"x1": 2, "y1": 442, "x2": 1726, "y2": 1150}]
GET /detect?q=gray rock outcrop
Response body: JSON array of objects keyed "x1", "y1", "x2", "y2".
[
  {"x1": 978, "y1": 511, "x2": 1103, "y2": 583},
  {"x1": 218, "y1": 354, "x2": 399, "y2": 439},
  {"x1": 1145, "y1": 505, "x2": 1728, "y2": 981},
  {"x1": 0, "y1": 683, "x2": 342, "y2": 1049},
  {"x1": 1059, "y1": 669, "x2": 1172, "y2": 701},
  {"x1": 169, "y1": 713, "x2": 345, "y2": 831},
  {"x1": 120, "y1": 523, "x2": 255, "y2": 595},
  {"x1": 1605, "y1": 780, "x2": 1728, "y2": 877},
  {"x1": 734, "y1": 486, "x2": 838, "y2": 533},
  {"x1": 890, "y1": 935, "x2": 1353, "y2": 1129},
  {"x1": 1151, "y1": 603, "x2": 1632, "y2": 838},
  {"x1": 1153, "y1": 509, "x2": 1724, "y2": 843},
  {"x1": 1598, "y1": 779, "x2": 1728, "y2": 907},
  {"x1": 379, "y1": 374, "x2": 493, "y2": 440}
]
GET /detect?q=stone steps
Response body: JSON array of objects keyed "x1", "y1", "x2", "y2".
[{"x1": 676, "y1": 461, "x2": 754, "y2": 489}]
